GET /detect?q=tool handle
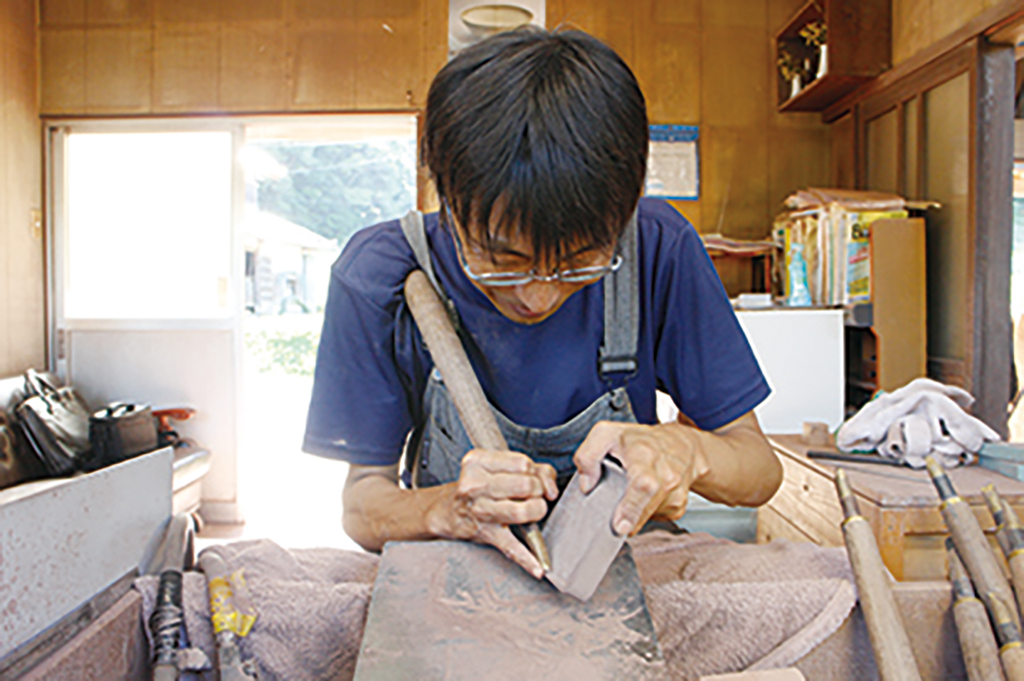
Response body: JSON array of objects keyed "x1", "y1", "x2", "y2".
[
  {"x1": 404, "y1": 271, "x2": 550, "y2": 570},
  {"x1": 405, "y1": 270, "x2": 507, "y2": 452}
]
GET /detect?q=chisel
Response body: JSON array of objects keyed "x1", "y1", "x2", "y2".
[{"x1": 404, "y1": 270, "x2": 551, "y2": 571}]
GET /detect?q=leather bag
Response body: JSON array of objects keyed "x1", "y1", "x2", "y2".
[
  {"x1": 89, "y1": 403, "x2": 158, "y2": 469},
  {"x1": 15, "y1": 369, "x2": 93, "y2": 476}
]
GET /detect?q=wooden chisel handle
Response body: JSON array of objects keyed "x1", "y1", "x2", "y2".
[{"x1": 404, "y1": 270, "x2": 551, "y2": 571}]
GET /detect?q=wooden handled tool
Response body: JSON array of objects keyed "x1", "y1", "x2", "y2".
[
  {"x1": 948, "y1": 540, "x2": 1006, "y2": 681},
  {"x1": 926, "y1": 457, "x2": 1021, "y2": 630},
  {"x1": 983, "y1": 485, "x2": 1024, "y2": 622},
  {"x1": 404, "y1": 270, "x2": 551, "y2": 571},
  {"x1": 835, "y1": 468, "x2": 922, "y2": 680},
  {"x1": 990, "y1": 595, "x2": 1024, "y2": 680}
]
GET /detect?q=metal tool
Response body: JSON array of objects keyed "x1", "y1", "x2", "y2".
[
  {"x1": 835, "y1": 468, "x2": 922, "y2": 680},
  {"x1": 807, "y1": 450, "x2": 907, "y2": 467},
  {"x1": 403, "y1": 270, "x2": 550, "y2": 571}
]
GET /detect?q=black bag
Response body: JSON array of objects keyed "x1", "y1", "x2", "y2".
[
  {"x1": 89, "y1": 403, "x2": 158, "y2": 469},
  {"x1": 0, "y1": 375, "x2": 48, "y2": 490},
  {"x1": 15, "y1": 369, "x2": 93, "y2": 476}
]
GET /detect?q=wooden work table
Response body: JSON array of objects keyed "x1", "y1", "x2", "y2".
[{"x1": 758, "y1": 434, "x2": 1024, "y2": 581}]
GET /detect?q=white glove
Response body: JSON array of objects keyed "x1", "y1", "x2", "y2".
[{"x1": 839, "y1": 378, "x2": 999, "y2": 468}]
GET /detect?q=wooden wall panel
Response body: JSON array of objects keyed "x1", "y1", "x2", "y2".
[
  {"x1": 40, "y1": 0, "x2": 85, "y2": 26},
  {"x1": 546, "y1": 0, "x2": 829, "y2": 248},
  {"x1": 892, "y1": 0, "x2": 996, "y2": 65},
  {"x1": 40, "y1": 28, "x2": 85, "y2": 113},
  {"x1": 85, "y1": 28, "x2": 152, "y2": 112},
  {"x1": 291, "y1": 26, "x2": 358, "y2": 109},
  {"x1": 154, "y1": 27, "x2": 219, "y2": 111},
  {"x1": 355, "y1": 7, "x2": 423, "y2": 110},
  {"x1": 220, "y1": 24, "x2": 287, "y2": 111},
  {"x1": 40, "y1": 0, "x2": 448, "y2": 115},
  {"x1": 0, "y1": 0, "x2": 45, "y2": 376},
  {"x1": 86, "y1": 0, "x2": 150, "y2": 26}
]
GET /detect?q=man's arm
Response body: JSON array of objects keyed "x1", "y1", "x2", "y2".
[
  {"x1": 342, "y1": 452, "x2": 558, "y2": 578},
  {"x1": 573, "y1": 410, "x2": 782, "y2": 536}
]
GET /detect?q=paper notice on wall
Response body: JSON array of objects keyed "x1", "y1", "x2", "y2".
[{"x1": 645, "y1": 125, "x2": 699, "y2": 200}]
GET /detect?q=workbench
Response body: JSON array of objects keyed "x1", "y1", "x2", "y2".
[{"x1": 757, "y1": 434, "x2": 1024, "y2": 580}]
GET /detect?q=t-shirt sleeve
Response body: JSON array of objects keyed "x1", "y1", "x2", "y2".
[
  {"x1": 653, "y1": 213, "x2": 770, "y2": 431},
  {"x1": 302, "y1": 238, "x2": 414, "y2": 466}
]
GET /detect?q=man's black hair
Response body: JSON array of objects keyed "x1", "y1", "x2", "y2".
[{"x1": 423, "y1": 27, "x2": 648, "y2": 263}]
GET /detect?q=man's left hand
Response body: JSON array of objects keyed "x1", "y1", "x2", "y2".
[{"x1": 573, "y1": 419, "x2": 705, "y2": 536}]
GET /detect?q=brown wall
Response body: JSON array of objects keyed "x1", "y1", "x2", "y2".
[
  {"x1": 548, "y1": 0, "x2": 831, "y2": 241},
  {"x1": 0, "y1": 0, "x2": 44, "y2": 377},
  {"x1": 892, "y1": 0, "x2": 998, "y2": 65},
  {"x1": 40, "y1": 0, "x2": 830, "y2": 246},
  {"x1": 38, "y1": 0, "x2": 448, "y2": 114}
]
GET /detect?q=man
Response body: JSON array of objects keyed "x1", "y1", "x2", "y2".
[{"x1": 303, "y1": 28, "x2": 782, "y2": 579}]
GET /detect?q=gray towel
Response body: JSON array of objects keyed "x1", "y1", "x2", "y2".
[
  {"x1": 630, "y1": 531, "x2": 856, "y2": 679},
  {"x1": 136, "y1": 533, "x2": 854, "y2": 680}
]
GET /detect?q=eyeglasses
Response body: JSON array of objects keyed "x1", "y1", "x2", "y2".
[{"x1": 443, "y1": 200, "x2": 623, "y2": 288}]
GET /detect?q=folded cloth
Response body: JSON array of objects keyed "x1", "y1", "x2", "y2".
[
  {"x1": 137, "y1": 534, "x2": 855, "y2": 681},
  {"x1": 630, "y1": 532, "x2": 856, "y2": 679},
  {"x1": 134, "y1": 539, "x2": 379, "y2": 681},
  {"x1": 836, "y1": 377, "x2": 1000, "y2": 468}
]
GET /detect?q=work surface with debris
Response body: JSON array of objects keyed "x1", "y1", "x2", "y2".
[{"x1": 135, "y1": 531, "x2": 860, "y2": 680}]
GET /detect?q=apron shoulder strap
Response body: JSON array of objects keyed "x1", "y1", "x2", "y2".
[
  {"x1": 599, "y1": 210, "x2": 640, "y2": 379},
  {"x1": 399, "y1": 210, "x2": 462, "y2": 331}
]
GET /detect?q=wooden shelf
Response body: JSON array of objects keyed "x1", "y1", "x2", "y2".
[{"x1": 774, "y1": 0, "x2": 891, "y2": 113}]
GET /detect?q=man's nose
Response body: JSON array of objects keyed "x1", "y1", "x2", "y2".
[{"x1": 516, "y1": 281, "x2": 561, "y2": 314}]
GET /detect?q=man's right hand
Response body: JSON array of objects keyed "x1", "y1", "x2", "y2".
[{"x1": 428, "y1": 449, "x2": 558, "y2": 579}]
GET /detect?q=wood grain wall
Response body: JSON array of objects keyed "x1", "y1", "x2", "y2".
[
  {"x1": 547, "y1": 0, "x2": 831, "y2": 241},
  {"x1": 893, "y1": 0, "x2": 998, "y2": 65},
  {"x1": 0, "y1": 0, "x2": 44, "y2": 378},
  {"x1": 38, "y1": 0, "x2": 449, "y2": 114},
  {"x1": 40, "y1": 0, "x2": 831, "y2": 248}
]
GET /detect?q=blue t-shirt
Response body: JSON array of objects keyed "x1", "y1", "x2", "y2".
[{"x1": 303, "y1": 198, "x2": 769, "y2": 466}]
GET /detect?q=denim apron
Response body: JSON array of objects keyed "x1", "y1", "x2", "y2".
[{"x1": 399, "y1": 210, "x2": 641, "y2": 492}]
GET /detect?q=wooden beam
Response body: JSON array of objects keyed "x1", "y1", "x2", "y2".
[
  {"x1": 824, "y1": 0, "x2": 1024, "y2": 122},
  {"x1": 972, "y1": 37, "x2": 1015, "y2": 438}
]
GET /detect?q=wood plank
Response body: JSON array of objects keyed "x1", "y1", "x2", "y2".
[
  {"x1": 771, "y1": 434, "x2": 1024, "y2": 507},
  {"x1": 355, "y1": 12, "x2": 421, "y2": 110},
  {"x1": 757, "y1": 503, "x2": 818, "y2": 544}
]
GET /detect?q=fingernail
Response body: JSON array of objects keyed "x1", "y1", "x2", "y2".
[{"x1": 614, "y1": 519, "x2": 631, "y2": 536}]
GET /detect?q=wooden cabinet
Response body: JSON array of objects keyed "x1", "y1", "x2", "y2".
[
  {"x1": 759, "y1": 435, "x2": 1024, "y2": 581},
  {"x1": 845, "y1": 217, "x2": 927, "y2": 410},
  {"x1": 775, "y1": 0, "x2": 891, "y2": 112}
]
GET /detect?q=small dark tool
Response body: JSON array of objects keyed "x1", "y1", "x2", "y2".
[
  {"x1": 808, "y1": 450, "x2": 908, "y2": 467},
  {"x1": 150, "y1": 570, "x2": 184, "y2": 681}
]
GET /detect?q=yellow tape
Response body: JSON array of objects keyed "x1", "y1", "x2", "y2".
[
  {"x1": 841, "y1": 515, "x2": 867, "y2": 528},
  {"x1": 939, "y1": 497, "x2": 964, "y2": 511},
  {"x1": 1009, "y1": 548, "x2": 1024, "y2": 560},
  {"x1": 954, "y1": 596, "x2": 984, "y2": 606},
  {"x1": 208, "y1": 576, "x2": 235, "y2": 634},
  {"x1": 1001, "y1": 641, "x2": 1022, "y2": 653},
  {"x1": 207, "y1": 569, "x2": 257, "y2": 637}
]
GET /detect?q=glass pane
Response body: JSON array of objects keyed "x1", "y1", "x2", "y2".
[
  {"x1": 866, "y1": 107, "x2": 899, "y2": 194},
  {"x1": 236, "y1": 115, "x2": 416, "y2": 549},
  {"x1": 923, "y1": 72, "x2": 971, "y2": 361},
  {"x1": 904, "y1": 97, "x2": 919, "y2": 198},
  {"x1": 66, "y1": 131, "x2": 233, "y2": 319}
]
